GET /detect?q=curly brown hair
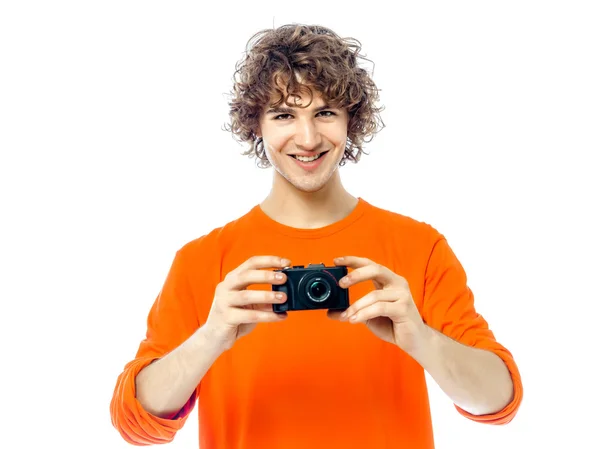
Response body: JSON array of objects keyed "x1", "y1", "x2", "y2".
[{"x1": 224, "y1": 23, "x2": 385, "y2": 168}]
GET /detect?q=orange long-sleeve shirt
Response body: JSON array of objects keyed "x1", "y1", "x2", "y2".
[{"x1": 110, "y1": 198, "x2": 523, "y2": 448}]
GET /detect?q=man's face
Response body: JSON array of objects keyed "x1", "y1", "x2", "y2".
[{"x1": 257, "y1": 87, "x2": 349, "y2": 193}]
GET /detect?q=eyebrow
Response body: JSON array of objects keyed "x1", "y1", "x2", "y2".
[{"x1": 265, "y1": 104, "x2": 334, "y2": 115}]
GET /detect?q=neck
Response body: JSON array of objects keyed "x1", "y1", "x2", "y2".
[{"x1": 260, "y1": 170, "x2": 358, "y2": 229}]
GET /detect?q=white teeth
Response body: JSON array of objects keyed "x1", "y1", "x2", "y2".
[{"x1": 294, "y1": 154, "x2": 320, "y2": 162}]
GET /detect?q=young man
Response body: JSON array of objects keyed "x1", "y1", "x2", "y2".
[{"x1": 110, "y1": 24, "x2": 523, "y2": 448}]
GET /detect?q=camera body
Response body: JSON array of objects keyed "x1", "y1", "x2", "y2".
[{"x1": 272, "y1": 263, "x2": 349, "y2": 313}]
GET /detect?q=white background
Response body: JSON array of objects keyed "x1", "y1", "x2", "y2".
[{"x1": 1, "y1": 1, "x2": 599, "y2": 448}]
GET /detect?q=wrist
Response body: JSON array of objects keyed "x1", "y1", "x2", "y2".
[
  {"x1": 405, "y1": 324, "x2": 443, "y2": 370},
  {"x1": 191, "y1": 325, "x2": 229, "y2": 359}
]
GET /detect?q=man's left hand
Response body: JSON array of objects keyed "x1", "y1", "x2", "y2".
[{"x1": 328, "y1": 256, "x2": 430, "y2": 355}]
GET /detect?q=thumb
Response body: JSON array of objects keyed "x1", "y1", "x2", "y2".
[{"x1": 326, "y1": 310, "x2": 344, "y2": 320}]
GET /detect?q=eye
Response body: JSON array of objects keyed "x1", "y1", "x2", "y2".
[
  {"x1": 317, "y1": 110, "x2": 336, "y2": 117},
  {"x1": 273, "y1": 114, "x2": 293, "y2": 120},
  {"x1": 272, "y1": 111, "x2": 337, "y2": 120}
]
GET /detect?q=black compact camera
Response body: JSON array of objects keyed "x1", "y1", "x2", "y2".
[{"x1": 272, "y1": 263, "x2": 349, "y2": 313}]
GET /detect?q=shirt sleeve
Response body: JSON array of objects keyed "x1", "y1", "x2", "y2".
[
  {"x1": 110, "y1": 247, "x2": 201, "y2": 445},
  {"x1": 421, "y1": 236, "x2": 523, "y2": 425}
]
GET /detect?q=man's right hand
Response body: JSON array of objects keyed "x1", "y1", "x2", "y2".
[{"x1": 203, "y1": 255, "x2": 290, "y2": 352}]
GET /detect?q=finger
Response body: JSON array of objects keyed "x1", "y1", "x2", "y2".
[
  {"x1": 236, "y1": 255, "x2": 290, "y2": 274},
  {"x1": 228, "y1": 308, "x2": 287, "y2": 324},
  {"x1": 340, "y1": 289, "x2": 400, "y2": 321},
  {"x1": 228, "y1": 290, "x2": 287, "y2": 307},
  {"x1": 333, "y1": 255, "x2": 373, "y2": 268},
  {"x1": 224, "y1": 268, "x2": 287, "y2": 290},
  {"x1": 338, "y1": 263, "x2": 395, "y2": 288},
  {"x1": 254, "y1": 302, "x2": 282, "y2": 313},
  {"x1": 347, "y1": 301, "x2": 395, "y2": 324}
]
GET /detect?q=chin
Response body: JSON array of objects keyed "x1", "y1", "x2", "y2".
[
  {"x1": 291, "y1": 179, "x2": 328, "y2": 193},
  {"x1": 281, "y1": 168, "x2": 337, "y2": 194}
]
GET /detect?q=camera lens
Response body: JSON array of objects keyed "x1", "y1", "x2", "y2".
[{"x1": 306, "y1": 278, "x2": 331, "y2": 303}]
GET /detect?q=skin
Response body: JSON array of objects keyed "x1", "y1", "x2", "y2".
[
  {"x1": 329, "y1": 256, "x2": 514, "y2": 416},
  {"x1": 134, "y1": 83, "x2": 514, "y2": 419},
  {"x1": 257, "y1": 86, "x2": 359, "y2": 229}
]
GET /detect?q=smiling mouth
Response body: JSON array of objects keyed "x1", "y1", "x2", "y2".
[{"x1": 289, "y1": 151, "x2": 328, "y2": 162}]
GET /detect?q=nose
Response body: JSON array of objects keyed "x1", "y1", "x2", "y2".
[{"x1": 293, "y1": 118, "x2": 322, "y2": 151}]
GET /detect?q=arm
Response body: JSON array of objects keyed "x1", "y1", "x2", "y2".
[
  {"x1": 411, "y1": 325, "x2": 514, "y2": 416},
  {"x1": 135, "y1": 254, "x2": 290, "y2": 417},
  {"x1": 110, "y1": 245, "x2": 212, "y2": 445},
  {"x1": 110, "y1": 244, "x2": 289, "y2": 445},
  {"x1": 333, "y1": 237, "x2": 523, "y2": 424},
  {"x1": 135, "y1": 324, "x2": 225, "y2": 418},
  {"x1": 420, "y1": 236, "x2": 523, "y2": 423}
]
